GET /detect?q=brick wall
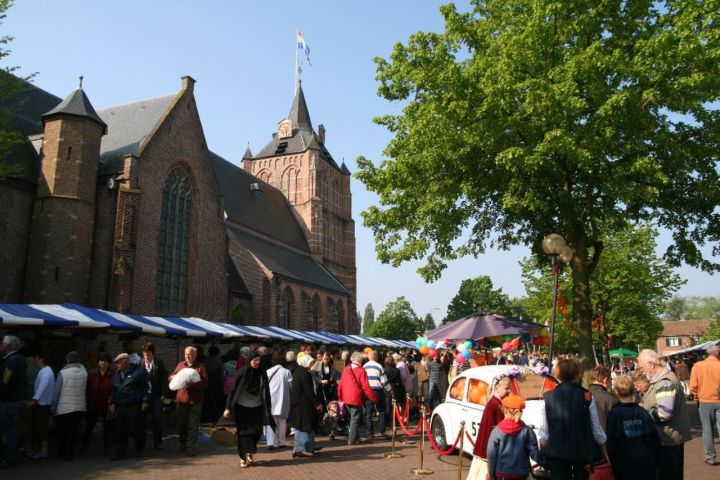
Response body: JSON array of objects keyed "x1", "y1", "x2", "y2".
[
  {"x1": 121, "y1": 79, "x2": 228, "y2": 320},
  {"x1": 0, "y1": 181, "x2": 34, "y2": 301}
]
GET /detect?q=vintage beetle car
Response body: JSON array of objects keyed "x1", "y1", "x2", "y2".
[{"x1": 429, "y1": 365, "x2": 558, "y2": 477}]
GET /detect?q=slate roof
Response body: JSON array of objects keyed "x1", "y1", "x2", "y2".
[
  {"x1": 96, "y1": 94, "x2": 176, "y2": 176},
  {"x1": 661, "y1": 319, "x2": 710, "y2": 337},
  {"x1": 227, "y1": 254, "x2": 252, "y2": 299},
  {"x1": 254, "y1": 84, "x2": 347, "y2": 175},
  {"x1": 43, "y1": 87, "x2": 107, "y2": 133},
  {"x1": 1, "y1": 74, "x2": 62, "y2": 137},
  {"x1": 211, "y1": 152, "x2": 309, "y2": 252},
  {"x1": 227, "y1": 223, "x2": 349, "y2": 295}
]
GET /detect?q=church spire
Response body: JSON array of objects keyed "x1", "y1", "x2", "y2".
[
  {"x1": 289, "y1": 83, "x2": 313, "y2": 133},
  {"x1": 42, "y1": 81, "x2": 107, "y2": 134}
]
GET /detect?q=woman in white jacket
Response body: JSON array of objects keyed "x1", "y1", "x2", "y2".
[
  {"x1": 265, "y1": 351, "x2": 293, "y2": 449},
  {"x1": 52, "y1": 351, "x2": 87, "y2": 460}
]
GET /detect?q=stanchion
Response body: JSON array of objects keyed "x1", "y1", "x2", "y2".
[
  {"x1": 402, "y1": 393, "x2": 416, "y2": 445},
  {"x1": 384, "y1": 399, "x2": 404, "y2": 459},
  {"x1": 410, "y1": 406, "x2": 433, "y2": 476},
  {"x1": 456, "y1": 421, "x2": 465, "y2": 480}
]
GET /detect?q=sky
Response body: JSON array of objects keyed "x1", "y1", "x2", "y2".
[{"x1": 4, "y1": 1, "x2": 717, "y2": 325}]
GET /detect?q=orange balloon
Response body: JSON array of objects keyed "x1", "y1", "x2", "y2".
[
  {"x1": 419, "y1": 345, "x2": 430, "y2": 355},
  {"x1": 469, "y1": 381, "x2": 488, "y2": 404}
]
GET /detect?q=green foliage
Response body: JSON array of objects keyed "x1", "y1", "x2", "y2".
[
  {"x1": 663, "y1": 296, "x2": 720, "y2": 320},
  {"x1": 443, "y1": 275, "x2": 513, "y2": 323},
  {"x1": 521, "y1": 225, "x2": 683, "y2": 354},
  {"x1": 701, "y1": 318, "x2": 720, "y2": 342},
  {"x1": 362, "y1": 303, "x2": 375, "y2": 335},
  {"x1": 357, "y1": 0, "x2": 720, "y2": 365},
  {"x1": 366, "y1": 296, "x2": 422, "y2": 340},
  {"x1": 422, "y1": 312, "x2": 436, "y2": 331},
  {"x1": 0, "y1": 0, "x2": 35, "y2": 179}
]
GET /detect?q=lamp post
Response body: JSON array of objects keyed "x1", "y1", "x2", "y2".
[{"x1": 542, "y1": 234, "x2": 573, "y2": 363}]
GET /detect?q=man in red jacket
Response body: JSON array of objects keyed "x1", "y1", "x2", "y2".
[
  {"x1": 338, "y1": 351, "x2": 376, "y2": 445},
  {"x1": 169, "y1": 346, "x2": 208, "y2": 457}
]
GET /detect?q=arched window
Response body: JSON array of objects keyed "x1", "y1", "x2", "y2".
[
  {"x1": 155, "y1": 168, "x2": 192, "y2": 314},
  {"x1": 279, "y1": 287, "x2": 294, "y2": 328},
  {"x1": 311, "y1": 294, "x2": 321, "y2": 331},
  {"x1": 231, "y1": 304, "x2": 245, "y2": 324},
  {"x1": 281, "y1": 166, "x2": 299, "y2": 204},
  {"x1": 257, "y1": 170, "x2": 272, "y2": 183},
  {"x1": 327, "y1": 298, "x2": 339, "y2": 333}
]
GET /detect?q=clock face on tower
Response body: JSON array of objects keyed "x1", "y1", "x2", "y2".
[{"x1": 278, "y1": 119, "x2": 292, "y2": 139}]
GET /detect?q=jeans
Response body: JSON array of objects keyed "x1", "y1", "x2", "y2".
[
  {"x1": 365, "y1": 389, "x2": 386, "y2": 435},
  {"x1": 699, "y1": 402, "x2": 720, "y2": 462},
  {"x1": 347, "y1": 405, "x2": 363, "y2": 443},
  {"x1": 428, "y1": 384, "x2": 442, "y2": 409},
  {"x1": 293, "y1": 429, "x2": 316, "y2": 453},
  {"x1": 0, "y1": 401, "x2": 22, "y2": 465}
]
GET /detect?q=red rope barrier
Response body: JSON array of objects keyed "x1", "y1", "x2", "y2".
[
  {"x1": 423, "y1": 416, "x2": 462, "y2": 456},
  {"x1": 395, "y1": 406, "x2": 423, "y2": 436},
  {"x1": 465, "y1": 431, "x2": 476, "y2": 448}
]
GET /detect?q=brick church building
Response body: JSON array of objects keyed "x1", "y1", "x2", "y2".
[{"x1": 0, "y1": 75, "x2": 357, "y2": 334}]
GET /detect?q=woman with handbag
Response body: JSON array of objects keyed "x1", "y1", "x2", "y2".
[{"x1": 338, "y1": 351, "x2": 376, "y2": 445}]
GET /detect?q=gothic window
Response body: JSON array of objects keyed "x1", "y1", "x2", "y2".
[
  {"x1": 155, "y1": 168, "x2": 192, "y2": 314},
  {"x1": 327, "y1": 298, "x2": 339, "y2": 333},
  {"x1": 337, "y1": 300, "x2": 345, "y2": 334},
  {"x1": 279, "y1": 287, "x2": 294, "y2": 328},
  {"x1": 311, "y1": 294, "x2": 321, "y2": 331},
  {"x1": 281, "y1": 166, "x2": 299, "y2": 204}
]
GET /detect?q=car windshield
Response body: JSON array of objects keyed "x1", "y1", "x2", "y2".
[{"x1": 508, "y1": 371, "x2": 558, "y2": 400}]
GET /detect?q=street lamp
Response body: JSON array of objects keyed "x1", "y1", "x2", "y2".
[{"x1": 542, "y1": 233, "x2": 573, "y2": 362}]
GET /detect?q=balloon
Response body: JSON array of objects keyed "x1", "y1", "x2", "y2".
[
  {"x1": 540, "y1": 328, "x2": 549, "y2": 337},
  {"x1": 511, "y1": 338, "x2": 521, "y2": 347},
  {"x1": 477, "y1": 337, "x2": 485, "y2": 345},
  {"x1": 455, "y1": 353, "x2": 467, "y2": 364},
  {"x1": 502, "y1": 341, "x2": 512, "y2": 351},
  {"x1": 427, "y1": 340, "x2": 436, "y2": 349},
  {"x1": 457, "y1": 343, "x2": 468, "y2": 352},
  {"x1": 462, "y1": 349, "x2": 471, "y2": 359},
  {"x1": 419, "y1": 345, "x2": 430, "y2": 355},
  {"x1": 464, "y1": 340, "x2": 473, "y2": 350},
  {"x1": 469, "y1": 382, "x2": 488, "y2": 404},
  {"x1": 416, "y1": 336, "x2": 426, "y2": 346},
  {"x1": 429, "y1": 349, "x2": 438, "y2": 359},
  {"x1": 521, "y1": 334, "x2": 531, "y2": 343},
  {"x1": 504, "y1": 335, "x2": 512, "y2": 341}
]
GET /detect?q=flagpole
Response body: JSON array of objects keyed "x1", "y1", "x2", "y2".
[{"x1": 294, "y1": 29, "x2": 300, "y2": 94}]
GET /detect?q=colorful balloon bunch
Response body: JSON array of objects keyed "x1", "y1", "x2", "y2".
[{"x1": 415, "y1": 336, "x2": 438, "y2": 358}]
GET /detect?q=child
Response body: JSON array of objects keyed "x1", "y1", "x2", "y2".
[
  {"x1": 605, "y1": 375, "x2": 660, "y2": 480},
  {"x1": 486, "y1": 393, "x2": 542, "y2": 480}
]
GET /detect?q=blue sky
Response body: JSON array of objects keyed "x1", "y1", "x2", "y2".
[{"x1": 5, "y1": 1, "x2": 716, "y2": 324}]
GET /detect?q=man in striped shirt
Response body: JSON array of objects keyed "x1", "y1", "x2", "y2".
[
  {"x1": 363, "y1": 351, "x2": 390, "y2": 440},
  {"x1": 639, "y1": 349, "x2": 692, "y2": 480}
]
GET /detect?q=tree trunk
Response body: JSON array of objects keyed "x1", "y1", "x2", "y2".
[{"x1": 569, "y1": 241, "x2": 595, "y2": 373}]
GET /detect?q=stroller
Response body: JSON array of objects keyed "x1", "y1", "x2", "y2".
[{"x1": 321, "y1": 392, "x2": 348, "y2": 440}]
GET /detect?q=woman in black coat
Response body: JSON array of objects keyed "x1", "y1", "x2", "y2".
[
  {"x1": 223, "y1": 352, "x2": 275, "y2": 468},
  {"x1": 384, "y1": 356, "x2": 406, "y2": 404},
  {"x1": 291, "y1": 353, "x2": 321, "y2": 458}
]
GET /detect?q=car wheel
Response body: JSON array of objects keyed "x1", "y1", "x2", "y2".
[{"x1": 431, "y1": 416, "x2": 449, "y2": 451}]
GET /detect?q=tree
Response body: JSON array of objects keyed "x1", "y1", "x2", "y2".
[
  {"x1": 521, "y1": 225, "x2": 683, "y2": 356},
  {"x1": 357, "y1": 309, "x2": 363, "y2": 332},
  {"x1": 663, "y1": 296, "x2": 720, "y2": 320},
  {"x1": 701, "y1": 319, "x2": 720, "y2": 342},
  {"x1": 443, "y1": 276, "x2": 513, "y2": 323},
  {"x1": 362, "y1": 303, "x2": 375, "y2": 335},
  {"x1": 422, "y1": 312, "x2": 436, "y2": 331},
  {"x1": 0, "y1": 0, "x2": 34, "y2": 179},
  {"x1": 357, "y1": 1, "x2": 720, "y2": 369},
  {"x1": 366, "y1": 296, "x2": 422, "y2": 340}
]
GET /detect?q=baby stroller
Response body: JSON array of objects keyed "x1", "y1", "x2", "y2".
[{"x1": 323, "y1": 399, "x2": 348, "y2": 440}]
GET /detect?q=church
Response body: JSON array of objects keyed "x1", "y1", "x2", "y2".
[{"x1": 0, "y1": 74, "x2": 358, "y2": 334}]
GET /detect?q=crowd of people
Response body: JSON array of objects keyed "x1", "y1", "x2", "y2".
[{"x1": 1, "y1": 333, "x2": 718, "y2": 479}]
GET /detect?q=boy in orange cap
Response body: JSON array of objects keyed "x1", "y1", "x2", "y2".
[{"x1": 486, "y1": 393, "x2": 542, "y2": 480}]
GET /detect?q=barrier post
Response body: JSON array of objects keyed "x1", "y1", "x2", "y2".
[
  {"x1": 457, "y1": 421, "x2": 465, "y2": 480},
  {"x1": 384, "y1": 398, "x2": 404, "y2": 459},
  {"x1": 410, "y1": 406, "x2": 433, "y2": 476}
]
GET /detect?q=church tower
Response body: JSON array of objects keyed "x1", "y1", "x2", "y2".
[
  {"x1": 244, "y1": 84, "x2": 357, "y2": 332},
  {"x1": 24, "y1": 82, "x2": 107, "y2": 303}
]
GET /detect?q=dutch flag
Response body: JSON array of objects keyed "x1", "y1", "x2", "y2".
[{"x1": 297, "y1": 28, "x2": 311, "y2": 66}]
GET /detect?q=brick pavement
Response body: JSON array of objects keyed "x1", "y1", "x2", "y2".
[{"x1": 3, "y1": 401, "x2": 718, "y2": 480}]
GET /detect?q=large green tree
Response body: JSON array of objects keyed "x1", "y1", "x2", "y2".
[
  {"x1": 521, "y1": 225, "x2": 683, "y2": 357},
  {"x1": 663, "y1": 295, "x2": 720, "y2": 320},
  {"x1": 366, "y1": 296, "x2": 422, "y2": 340},
  {"x1": 357, "y1": 0, "x2": 720, "y2": 368},
  {"x1": 701, "y1": 319, "x2": 720, "y2": 342},
  {"x1": 443, "y1": 275, "x2": 513, "y2": 323},
  {"x1": 422, "y1": 312, "x2": 436, "y2": 331}
]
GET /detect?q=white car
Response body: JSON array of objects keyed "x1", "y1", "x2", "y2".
[{"x1": 429, "y1": 365, "x2": 557, "y2": 476}]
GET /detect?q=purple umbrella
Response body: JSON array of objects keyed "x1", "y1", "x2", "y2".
[{"x1": 425, "y1": 312, "x2": 545, "y2": 341}]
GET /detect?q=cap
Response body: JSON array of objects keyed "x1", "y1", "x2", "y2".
[
  {"x1": 502, "y1": 393, "x2": 526, "y2": 410},
  {"x1": 113, "y1": 353, "x2": 129, "y2": 363}
]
